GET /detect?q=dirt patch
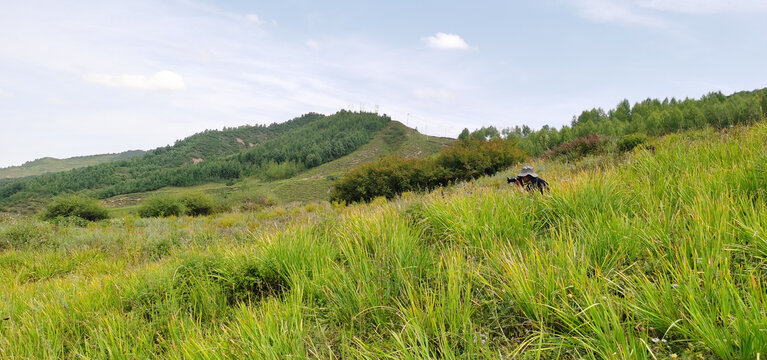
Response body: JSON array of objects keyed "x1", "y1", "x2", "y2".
[
  {"x1": 192, "y1": 158, "x2": 204, "y2": 164},
  {"x1": 236, "y1": 138, "x2": 245, "y2": 146}
]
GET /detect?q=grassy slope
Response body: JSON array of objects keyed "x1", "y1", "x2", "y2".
[
  {"x1": 0, "y1": 150, "x2": 145, "y2": 179},
  {"x1": 268, "y1": 121, "x2": 453, "y2": 203},
  {"x1": 1, "y1": 124, "x2": 766, "y2": 358},
  {"x1": 102, "y1": 121, "x2": 453, "y2": 216},
  {"x1": 299, "y1": 120, "x2": 454, "y2": 179}
]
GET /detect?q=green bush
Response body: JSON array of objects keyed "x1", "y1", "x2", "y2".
[
  {"x1": 263, "y1": 160, "x2": 303, "y2": 180},
  {"x1": 180, "y1": 192, "x2": 216, "y2": 216},
  {"x1": 40, "y1": 195, "x2": 109, "y2": 222},
  {"x1": 138, "y1": 196, "x2": 183, "y2": 218},
  {"x1": 617, "y1": 133, "x2": 648, "y2": 152},
  {"x1": 330, "y1": 138, "x2": 525, "y2": 203},
  {"x1": 545, "y1": 134, "x2": 609, "y2": 161}
]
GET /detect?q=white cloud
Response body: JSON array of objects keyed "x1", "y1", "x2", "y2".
[
  {"x1": 84, "y1": 70, "x2": 186, "y2": 91},
  {"x1": 565, "y1": 0, "x2": 767, "y2": 28},
  {"x1": 412, "y1": 88, "x2": 456, "y2": 101},
  {"x1": 566, "y1": 0, "x2": 667, "y2": 28},
  {"x1": 637, "y1": 0, "x2": 767, "y2": 14},
  {"x1": 245, "y1": 13, "x2": 263, "y2": 24},
  {"x1": 0, "y1": 89, "x2": 11, "y2": 97},
  {"x1": 306, "y1": 39, "x2": 321, "y2": 49},
  {"x1": 422, "y1": 33, "x2": 471, "y2": 50}
]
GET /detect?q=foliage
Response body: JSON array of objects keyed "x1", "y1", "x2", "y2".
[
  {"x1": 544, "y1": 134, "x2": 609, "y2": 161},
  {"x1": 458, "y1": 128, "x2": 471, "y2": 141},
  {"x1": 137, "y1": 195, "x2": 184, "y2": 218},
  {"x1": 39, "y1": 195, "x2": 109, "y2": 222},
  {"x1": 262, "y1": 161, "x2": 303, "y2": 180},
  {"x1": 617, "y1": 133, "x2": 648, "y2": 152},
  {"x1": 179, "y1": 192, "x2": 216, "y2": 217},
  {"x1": 330, "y1": 138, "x2": 525, "y2": 203},
  {"x1": 504, "y1": 88, "x2": 767, "y2": 155}
]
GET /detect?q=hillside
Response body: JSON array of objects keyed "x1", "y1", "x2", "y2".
[
  {"x1": 0, "y1": 150, "x2": 145, "y2": 179},
  {"x1": 2, "y1": 121, "x2": 766, "y2": 358},
  {"x1": 0, "y1": 111, "x2": 393, "y2": 211},
  {"x1": 99, "y1": 121, "x2": 453, "y2": 214}
]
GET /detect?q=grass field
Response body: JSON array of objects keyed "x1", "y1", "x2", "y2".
[{"x1": 1, "y1": 123, "x2": 766, "y2": 359}]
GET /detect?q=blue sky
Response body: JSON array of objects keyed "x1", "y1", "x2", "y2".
[{"x1": 1, "y1": 0, "x2": 766, "y2": 167}]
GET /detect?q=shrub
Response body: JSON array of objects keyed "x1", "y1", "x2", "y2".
[
  {"x1": 617, "y1": 133, "x2": 648, "y2": 152},
  {"x1": 263, "y1": 160, "x2": 304, "y2": 180},
  {"x1": 330, "y1": 138, "x2": 525, "y2": 203},
  {"x1": 40, "y1": 195, "x2": 109, "y2": 222},
  {"x1": 545, "y1": 134, "x2": 609, "y2": 161},
  {"x1": 180, "y1": 192, "x2": 216, "y2": 216},
  {"x1": 138, "y1": 195, "x2": 183, "y2": 218}
]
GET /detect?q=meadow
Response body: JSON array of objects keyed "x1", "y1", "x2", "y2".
[{"x1": 1, "y1": 123, "x2": 766, "y2": 359}]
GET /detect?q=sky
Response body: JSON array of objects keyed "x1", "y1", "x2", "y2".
[{"x1": 1, "y1": 0, "x2": 766, "y2": 167}]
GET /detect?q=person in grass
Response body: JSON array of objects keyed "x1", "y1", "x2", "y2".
[{"x1": 507, "y1": 166, "x2": 549, "y2": 194}]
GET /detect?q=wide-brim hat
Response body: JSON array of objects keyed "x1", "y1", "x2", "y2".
[{"x1": 517, "y1": 166, "x2": 538, "y2": 178}]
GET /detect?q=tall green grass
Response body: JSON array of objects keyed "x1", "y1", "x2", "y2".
[{"x1": 1, "y1": 124, "x2": 766, "y2": 358}]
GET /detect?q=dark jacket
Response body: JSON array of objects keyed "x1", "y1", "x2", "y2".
[{"x1": 508, "y1": 176, "x2": 549, "y2": 194}]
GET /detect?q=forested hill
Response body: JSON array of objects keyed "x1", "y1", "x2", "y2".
[
  {"x1": 508, "y1": 87, "x2": 767, "y2": 155},
  {"x1": 0, "y1": 111, "x2": 391, "y2": 208},
  {"x1": 0, "y1": 150, "x2": 146, "y2": 179},
  {"x1": 140, "y1": 112, "x2": 326, "y2": 168}
]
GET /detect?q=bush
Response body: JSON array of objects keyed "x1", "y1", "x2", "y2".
[
  {"x1": 138, "y1": 195, "x2": 183, "y2": 218},
  {"x1": 180, "y1": 192, "x2": 216, "y2": 216},
  {"x1": 263, "y1": 160, "x2": 303, "y2": 180},
  {"x1": 545, "y1": 134, "x2": 609, "y2": 161},
  {"x1": 330, "y1": 138, "x2": 526, "y2": 203},
  {"x1": 40, "y1": 195, "x2": 109, "y2": 222},
  {"x1": 617, "y1": 133, "x2": 648, "y2": 152}
]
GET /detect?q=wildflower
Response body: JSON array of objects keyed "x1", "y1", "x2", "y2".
[
  {"x1": 651, "y1": 337, "x2": 660, "y2": 343},
  {"x1": 474, "y1": 333, "x2": 488, "y2": 345},
  {"x1": 670, "y1": 354, "x2": 678, "y2": 359},
  {"x1": 671, "y1": 283, "x2": 679, "y2": 288}
]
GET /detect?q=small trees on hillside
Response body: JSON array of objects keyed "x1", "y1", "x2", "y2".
[
  {"x1": 138, "y1": 192, "x2": 218, "y2": 218},
  {"x1": 40, "y1": 195, "x2": 109, "y2": 222},
  {"x1": 330, "y1": 138, "x2": 525, "y2": 203}
]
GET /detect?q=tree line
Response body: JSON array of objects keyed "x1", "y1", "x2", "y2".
[
  {"x1": 505, "y1": 88, "x2": 767, "y2": 155},
  {"x1": 454, "y1": 88, "x2": 767, "y2": 156}
]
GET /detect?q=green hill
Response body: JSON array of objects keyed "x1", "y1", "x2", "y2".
[
  {"x1": 0, "y1": 150, "x2": 145, "y2": 179},
  {"x1": 0, "y1": 112, "x2": 449, "y2": 212},
  {"x1": 97, "y1": 121, "x2": 453, "y2": 215},
  {"x1": 2, "y1": 120, "x2": 766, "y2": 358}
]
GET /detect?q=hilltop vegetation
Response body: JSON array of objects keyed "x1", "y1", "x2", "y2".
[
  {"x1": 0, "y1": 150, "x2": 145, "y2": 179},
  {"x1": 0, "y1": 111, "x2": 390, "y2": 211},
  {"x1": 496, "y1": 87, "x2": 767, "y2": 155},
  {"x1": 2, "y1": 120, "x2": 766, "y2": 358}
]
